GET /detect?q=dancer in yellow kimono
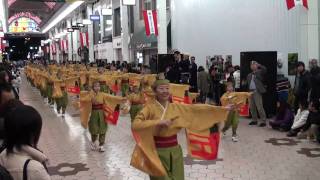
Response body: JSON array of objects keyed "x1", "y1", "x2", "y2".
[
  {"x1": 80, "y1": 81, "x2": 126, "y2": 152},
  {"x1": 97, "y1": 67, "x2": 109, "y2": 93},
  {"x1": 53, "y1": 72, "x2": 68, "y2": 117},
  {"x1": 220, "y1": 82, "x2": 252, "y2": 142},
  {"x1": 131, "y1": 77, "x2": 230, "y2": 180},
  {"x1": 128, "y1": 81, "x2": 145, "y2": 122},
  {"x1": 132, "y1": 78, "x2": 183, "y2": 180},
  {"x1": 46, "y1": 70, "x2": 55, "y2": 107}
]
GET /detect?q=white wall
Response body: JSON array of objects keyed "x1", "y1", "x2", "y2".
[{"x1": 171, "y1": 0, "x2": 311, "y2": 78}]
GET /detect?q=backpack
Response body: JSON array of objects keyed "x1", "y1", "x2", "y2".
[{"x1": 0, "y1": 164, "x2": 14, "y2": 180}]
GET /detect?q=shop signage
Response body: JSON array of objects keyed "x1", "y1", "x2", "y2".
[
  {"x1": 113, "y1": 37, "x2": 122, "y2": 49},
  {"x1": 72, "y1": 26, "x2": 80, "y2": 30},
  {"x1": 122, "y1": 0, "x2": 136, "y2": 5},
  {"x1": 90, "y1": 15, "x2": 100, "y2": 21},
  {"x1": 136, "y1": 43, "x2": 152, "y2": 49}
]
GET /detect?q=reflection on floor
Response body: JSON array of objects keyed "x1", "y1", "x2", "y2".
[{"x1": 20, "y1": 76, "x2": 320, "y2": 180}]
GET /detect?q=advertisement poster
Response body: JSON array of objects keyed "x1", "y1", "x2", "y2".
[{"x1": 288, "y1": 53, "x2": 298, "y2": 75}]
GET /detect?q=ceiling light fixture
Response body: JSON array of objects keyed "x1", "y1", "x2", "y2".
[
  {"x1": 42, "y1": 1, "x2": 84, "y2": 33},
  {"x1": 0, "y1": 0, "x2": 8, "y2": 33}
]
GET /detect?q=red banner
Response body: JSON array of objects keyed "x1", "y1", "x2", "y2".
[
  {"x1": 67, "y1": 86, "x2": 80, "y2": 94},
  {"x1": 104, "y1": 105, "x2": 120, "y2": 125},
  {"x1": 187, "y1": 131, "x2": 220, "y2": 160},
  {"x1": 239, "y1": 104, "x2": 249, "y2": 117}
]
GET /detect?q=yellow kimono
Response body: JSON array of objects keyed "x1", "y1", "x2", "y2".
[
  {"x1": 128, "y1": 92, "x2": 145, "y2": 121},
  {"x1": 131, "y1": 101, "x2": 229, "y2": 178}
]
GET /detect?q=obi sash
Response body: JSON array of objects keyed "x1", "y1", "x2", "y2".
[{"x1": 154, "y1": 135, "x2": 178, "y2": 148}]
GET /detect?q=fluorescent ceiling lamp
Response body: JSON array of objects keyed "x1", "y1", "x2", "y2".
[
  {"x1": 101, "y1": 8, "x2": 112, "y2": 15},
  {"x1": 0, "y1": 0, "x2": 8, "y2": 33},
  {"x1": 82, "y1": 19, "x2": 91, "y2": 25},
  {"x1": 42, "y1": 1, "x2": 84, "y2": 33},
  {"x1": 122, "y1": 0, "x2": 136, "y2": 5},
  {"x1": 67, "y1": 28, "x2": 74, "y2": 32}
]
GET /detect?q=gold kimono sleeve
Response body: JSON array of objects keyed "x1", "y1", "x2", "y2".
[{"x1": 79, "y1": 91, "x2": 93, "y2": 129}]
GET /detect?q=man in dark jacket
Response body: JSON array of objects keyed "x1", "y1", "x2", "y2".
[
  {"x1": 293, "y1": 61, "x2": 311, "y2": 112},
  {"x1": 189, "y1": 56, "x2": 198, "y2": 92},
  {"x1": 309, "y1": 59, "x2": 320, "y2": 102},
  {"x1": 246, "y1": 61, "x2": 267, "y2": 127}
]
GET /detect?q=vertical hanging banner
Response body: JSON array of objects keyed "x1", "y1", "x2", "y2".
[
  {"x1": 143, "y1": 10, "x2": 158, "y2": 36},
  {"x1": 80, "y1": 32, "x2": 89, "y2": 48},
  {"x1": 286, "y1": 0, "x2": 308, "y2": 10},
  {"x1": 60, "y1": 39, "x2": 64, "y2": 52},
  {"x1": 0, "y1": 38, "x2": 2, "y2": 51},
  {"x1": 64, "y1": 39, "x2": 68, "y2": 53}
]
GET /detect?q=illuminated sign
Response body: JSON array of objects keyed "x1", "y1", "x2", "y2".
[
  {"x1": 9, "y1": 17, "x2": 39, "y2": 33},
  {"x1": 8, "y1": 12, "x2": 42, "y2": 25},
  {"x1": 8, "y1": 0, "x2": 17, "y2": 7},
  {"x1": 44, "y1": 2, "x2": 56, "y2": 9},
  {"x1": 90, "y1": 15, "x2": 100, "y2": 21}
]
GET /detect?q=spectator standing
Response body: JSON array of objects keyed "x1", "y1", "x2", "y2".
[
  {"x1": 0, "y1": 105, "x2": 50, "y2": 180},
  {"x1": 309, "y1": 59, "x2": 320, "y2": 102},
  {"x1": 233, "y1": 65, "x2": 241, "y2": 91},
  {"x1": 0, "y1": 71, "x2": 18, "y2": 99},
  {"x1": 209, "y1": 66, "x2": 223, "y2": 105},
  {"x1": 189, "y1": 56, "x2": 198, "y2": 92},
  {"x1": 293, "y1": 62, "x2": 311, "y2": 112},
  {"x1": 197, "y1": 66, "x2": 210, "y2": 103},
  {"x1": 246, "y1": 61, "x2": 267, "y2": 127},
  {"x1": 276, "y1": 74, "x2": 291, "y2": 102}
]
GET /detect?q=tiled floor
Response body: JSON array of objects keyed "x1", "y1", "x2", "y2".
[{"x1": 19, "y1": 75, "x2": 320, "y2": 180}]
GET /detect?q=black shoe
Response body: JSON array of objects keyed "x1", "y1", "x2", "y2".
[
  {"x1": 287, "y1": 131, "x2": 297, "y2": 137},
  {"x1": 249, "y1": 121, "x2": 258, "y2": 125},
  {"x1": 258, "y1": 123, "x2": 266, "y2": 127}
]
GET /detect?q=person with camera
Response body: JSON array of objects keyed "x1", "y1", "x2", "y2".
[{"x1": 246, "y1": 61, "x2": 267, "y2": 127}]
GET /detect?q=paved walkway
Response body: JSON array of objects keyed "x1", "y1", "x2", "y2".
[{"x1": 19, "y1": 75, "x2": 320, "y2": 180}]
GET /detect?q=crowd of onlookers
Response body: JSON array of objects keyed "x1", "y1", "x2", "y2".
[
  {"x1": 162, "y1": 51, "x2": 320, "y2": 143},
  {"x1": 0, "y1": 61, "x2": 50, "y2": 179}
]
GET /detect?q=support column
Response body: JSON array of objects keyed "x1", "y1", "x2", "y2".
[
  {"x1": 67, "y1": 19, "x2": 73, "y2": 61},
  {"x1": 157, "y1": 0, "x2": 167, "y2": 54},
  {"x1": 72, "y1": 17, "x2": 79, "y2": 62},
  {"x1": 54, "y1": 28, "x2": 60, "y2": 63},
  {"x1": 121, "y1": 4, "x2": 130, "y2": 62},
  {"x1": 87, "y1": 4, "x2": 95, "y2": 63},
  {"x1": 307, "y1": 0, "x2": 319, "y2": 61},
  {"x1": 49, "y1": 31, "x2": 53, "y2": 62}
]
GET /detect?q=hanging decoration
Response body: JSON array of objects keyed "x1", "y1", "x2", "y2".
[
  {"x1": 142, "y1": 10, "x2": 158, "y2": 36},
  {"x1": 79, "y1": 32, "x2": 89, "y2": 48},
  {"x1": 286, "y1": 0, "x2": 308, "y2": 10}
]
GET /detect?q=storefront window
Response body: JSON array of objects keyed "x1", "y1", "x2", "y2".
[
  {"x1": 103, "y1": 14, "x2": 112, "y2": 42},
  {"x1": 114, "y1": 7, "x2": 121, "y2": 37},
  {"x1": 93, "y1": 11, "x2": 101, "y2": 45}
]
